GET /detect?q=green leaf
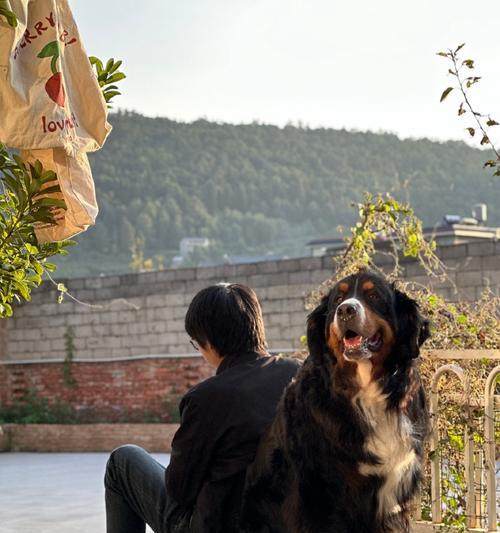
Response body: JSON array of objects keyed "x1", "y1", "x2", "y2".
[
  {"x1": 37, "y1": 40, "x2": 60, "y2": 59},
  {"x1": 462, "y1": 59, "x2": 474, "y2": 69},
  {"x1": 89, "y1": 56, "x2": 103, "y2": 70},
  {"x1": 24, "y1": 243, "x2": 38, "y2": 254},
  {"x1": 12, "y1": 154, "x2": 25, "y2": 168},
  {"x1": 33, "y1": 160, "x2": 42, "y2": 177},
  {"x1": 57, "y1": 283, "x2": 67, "y2": 293},
  {"x1": 39, "y1": 171, "x2": 58, "y2": 184},
  {"x1": 440, "y1": 87, "x2": 454, "y2": 102},
  {"x1": 31, "y1": 206, "x2": 53, "y2": 219},
  {"x1": 103, "y1": 90, "x2": 121, "y2": 102},
  {"x1": 89, "y1": 56, "x2": 104, "y2": 76},
  {"x1": 427, "y1": 294, "x2": 439, "y2": 307},
  {"x1": 483, "y1": 160, "x2": 497, "y2": 168},
  {"x1": 458, "y1": 102, "x2": 466, "y2": 116},
  {"x1": 486, "y1": 119, "x2": 499, "y2": 127},
  {"x1": 105, "y1": 72, "x2": 126, "y2": 84},
  {"x1": 454, "y1": 43, "x2": 466, "y2": 53},
  {"x1": 466, "y1": 76, "x2": 481, "y2": 89},
  {"x1": 466, "y1": 127, "x2": 475, "y2": 137},
  {"x1": 0, "y1": 6, "x2": 17, "y2": 27},
  {"x1": 35, "y1": 185, "x2": 61, "y2": 196},
  {"x1": 34, "y1": 197, "x2": 67, "y2": 209},
  {"x1": 109, "y1": 60, "x2": 122, "y2": 74},
  {"x1": 480, "y1": 135, "x2": 489, "y2": 146},
  {"x1": 2, "y1": 173, "x2": 21, "y2": 195}
]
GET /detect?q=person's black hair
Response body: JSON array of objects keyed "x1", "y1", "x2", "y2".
[{"x1": 185, "y1": 283, "x2": 268, "y2": 359}]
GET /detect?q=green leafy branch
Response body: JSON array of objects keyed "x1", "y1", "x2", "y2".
[
  {"x1": 333, "y1": 192, "x2": 443, "y2": 281},
  {"x1": 0, "y1": 145, "x2": 73, "y2": 317},
  {"x1": 0, "y1": 7, "x2": 125, "y2": 318},
  {"x1": 438, "y1": 43, "x2": 500, "y2": 176},
  {"x1": 89, "y1": 57, "x2": 126, "y2": 107},
  {"x1": 0, "y1": 1, "x2": 17, "y2": 27}
]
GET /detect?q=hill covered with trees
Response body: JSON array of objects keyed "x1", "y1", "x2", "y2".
[{"x1": 55, "y1": 111, "x2": 499, "y2": 277}]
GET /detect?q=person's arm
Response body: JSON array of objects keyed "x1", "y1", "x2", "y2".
[{"x1": 165, "y1": 392, "x2": 218, "y2": 510}]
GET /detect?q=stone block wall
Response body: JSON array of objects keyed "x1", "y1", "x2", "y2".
[
  {"x1": 3, "y1": 242, "x2": 499, "y2": 364},
  {"x1": 3, "y1": 256, "x2": 331, "y2": 363}
]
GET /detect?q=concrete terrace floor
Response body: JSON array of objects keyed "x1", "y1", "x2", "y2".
[{"x1": 0, "y1": 452, "x2": 171, "y2": 533}]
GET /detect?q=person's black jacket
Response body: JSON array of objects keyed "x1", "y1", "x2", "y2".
[{"x1": 165, "y1": 351, "x2": 300, "y2": 532}]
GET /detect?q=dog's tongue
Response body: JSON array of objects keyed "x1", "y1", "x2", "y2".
[{"x1": 344, "y1": 334, "x2": 363, "y2": 348}]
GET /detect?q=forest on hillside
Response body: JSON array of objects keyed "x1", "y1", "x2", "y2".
[{"x1": 54, "y1": 111, "x2": 499, "y2": 277}]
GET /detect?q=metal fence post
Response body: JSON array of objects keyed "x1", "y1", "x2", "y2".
[
  {"x1": 430, "y1": 364, "x2": 471, "y2": 526},
  {"x1": 484, "y1": 366, "x2": 500, "y2": 532}
]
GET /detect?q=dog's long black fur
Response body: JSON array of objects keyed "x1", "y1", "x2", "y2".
[{"x1": 240, "y1": 271, "x2": 430, "y2": 533}]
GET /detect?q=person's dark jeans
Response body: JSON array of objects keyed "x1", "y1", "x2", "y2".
[{"x1": 105, "y1": 444, "x2": 175, "y2": 533}]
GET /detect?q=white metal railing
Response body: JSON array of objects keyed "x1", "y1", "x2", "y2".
[
  {"x1": 484, "y1": 366, "x2": 500, "y2": 532},
  {"x1": 430, "y1": 364, "x2": 474, "y2": 527},
  {"x1": 416, "y1": 350, "x2": 500, "y2": 532}
]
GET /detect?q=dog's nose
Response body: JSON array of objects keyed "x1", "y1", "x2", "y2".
[{"x1": 337, "y1": 302, "x2": 359, "y2": 321}]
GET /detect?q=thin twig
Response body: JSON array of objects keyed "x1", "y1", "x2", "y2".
[
  {"x1": 448, "y1": 48, "x2": 500, "y2": 162},
  {"x1": 43, "y1": 270, "x2": 141, "y2": 310}
]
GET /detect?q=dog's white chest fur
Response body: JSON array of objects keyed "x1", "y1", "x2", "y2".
[{"x1": 354, "y1": 361, "x2": 417, "y2": 516}]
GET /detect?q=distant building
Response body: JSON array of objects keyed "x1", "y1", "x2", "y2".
[
  {"x1": 171, "y1": 237, "x2": 210, "y2": 267},
  {"x1": 307, "y1": 203, "x2": 500, "y2": 257}
]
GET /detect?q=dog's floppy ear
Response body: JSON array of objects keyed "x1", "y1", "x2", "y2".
[
  {"x1": 306, "y1": 293, "x2": 330, "y2": 362},
  {"x1": 394, "y1": 288, "x2": 431, "y2": 359}
]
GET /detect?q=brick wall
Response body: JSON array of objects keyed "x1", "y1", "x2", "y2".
[
  {"x1": 0, "y1": 356, "x2": 213, "y2": 420},
  {"x1": 0, "y1": 363, "x2": 7, "y2": 406},
  {"x1": 0, "y1": 423, "x2": 179, "y2": 452}
]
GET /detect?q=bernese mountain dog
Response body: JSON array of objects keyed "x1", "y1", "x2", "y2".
[{"x1": 241, "y1": 270, "x2": 431, "y2": 533}]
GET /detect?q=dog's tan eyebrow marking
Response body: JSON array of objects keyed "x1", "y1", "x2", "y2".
[
  {"x1": 339, "y1": 282, "x2": 349, "y2": 292},
  {"x1": 362, "y1": 281, "x2": 375, "y2": 290}
]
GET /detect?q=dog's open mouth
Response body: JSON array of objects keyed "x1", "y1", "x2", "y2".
[{"x1": 343, "y1": 329, "x2": 383, "y2": 358}]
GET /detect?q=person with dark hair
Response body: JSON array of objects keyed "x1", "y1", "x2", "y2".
[{"x1": 104, "y1": 283, "x2": 300, "y2": 533}]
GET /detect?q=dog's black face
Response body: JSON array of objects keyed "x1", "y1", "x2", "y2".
[{"x1": 308, "y1": 271, "x2": 430, "y2": 371}]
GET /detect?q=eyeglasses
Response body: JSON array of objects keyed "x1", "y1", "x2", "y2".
[{"x1": 189, "y1": 339, "x2": 200, "y2": 351}]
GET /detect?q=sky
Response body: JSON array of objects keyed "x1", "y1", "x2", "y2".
[{"x1": 71, "y1": 0, "x2": 500, "y2": 144}]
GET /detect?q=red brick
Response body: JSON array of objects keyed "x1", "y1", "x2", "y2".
[
  {"x1": 0, "y1": 357, "x2": 213, "y2": 422},
  {"x1": 2, "y1": 423, "x2": 179, "y2": 452}
]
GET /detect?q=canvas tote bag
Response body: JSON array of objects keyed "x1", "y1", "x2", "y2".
[
  {"x1": 0, "y1": 0, "x2": 111, "y2": 242},
  {"x1": 20, "y1": 147, "x2": 98, "y2": 243},
  {"x1": 0, "y1": 0, "x2": 111, "y2": 152}
]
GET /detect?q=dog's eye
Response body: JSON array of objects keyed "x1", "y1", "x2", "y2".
[
  {"x1": 367, "y1": 292, "x2": 379, "y2": 300},
  {"x1": 334, "y1": 295, "x2": 344, "y2": 304}
]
